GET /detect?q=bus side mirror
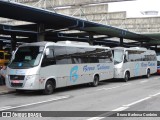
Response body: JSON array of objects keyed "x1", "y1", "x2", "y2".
[
  {"x1": 124, "y1": 55, "x2": 127, "y2": 63},
  {"x1": 45, "y1": 48, "x2": 50, "y2": 56}
]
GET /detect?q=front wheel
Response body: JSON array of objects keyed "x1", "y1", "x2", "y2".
[
  {"x1": 43, "y1": 80, "x2": 55, "y2": 95},
  {"x1": 91, "y1": 75, "x2": 99, "y2": 87},
  {"x1": 124, "y1": 72, "x2": 129, "y2": 82}
]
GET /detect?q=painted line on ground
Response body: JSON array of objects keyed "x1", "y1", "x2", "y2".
[
  {"x1": 122, "y1": 83, "x2": 132, "y2": 86},
  {"x1": 97, "y1": 82, "x2": 133, "y2": 91},
  {"x1": 87, "y1": 91, "x2": 160, "y2": 120},
  {"x1": 87, "y1": 117, "x2": 105, "y2": 120},
  {"x1": 112, "y1": 106, "x2": 129, "y2": 111},
  {"x1": 123, "y1": 96, "x2": 151, "y2": 107},
  {"x1": 140, "y1": 80, "x2": 149, "y2": 83},
  {"x1": 96, "y1": 86, "x2": 120, "y2": 91},
  {"x1": 0, "y1": 95, "x2": 70, "y2": 111},
  {"x1": 0, "y1": 106, "x2": 12, "y2": 111},
  {"x1": 149, "y1": 92, "x2": 160, "y2": 97}
]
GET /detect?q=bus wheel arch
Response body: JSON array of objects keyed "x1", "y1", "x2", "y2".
[
  {"x1": 43, "y1": 78, "x2": 56, "y2": 95},
  {"x1": 124, "y1": 71, "x2": 130, "y2": 82},
  {"x1": 91, "y1": 74, "x2": 99, "y2": 87},
  {"x1": 146, "y1": 68, "x2": 150, "y2": 78}
]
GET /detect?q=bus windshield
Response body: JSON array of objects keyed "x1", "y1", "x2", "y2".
[
  {"x1": 8, "y1": 46, "x2": 44, "y2": 69},
  {"x1": 113, "y1": 49, "x2": 124, "y2": 65}
]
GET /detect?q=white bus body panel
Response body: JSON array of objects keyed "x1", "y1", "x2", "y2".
[
  {"x1": 39, "y1": 63, "x2": 114, "y2": 89},
  {"x1": 6, "y1": 63, "x2": 113, "y2": 90}
]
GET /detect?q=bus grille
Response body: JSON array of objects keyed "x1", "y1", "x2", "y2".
[
  {"x1": 11, "y1": 83, "x2": 23, "y2": 87},
  {"x1": 10, "y1": 75, "x2": 25, "y2": 80}
]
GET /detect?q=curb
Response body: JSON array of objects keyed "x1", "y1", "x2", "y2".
[{"x1": 0, "y1": 90, "x2": 15, "y2": 95}]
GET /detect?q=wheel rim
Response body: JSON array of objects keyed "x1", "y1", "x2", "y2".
[
  {"x1": 94, "y1": 76, "x2": 98, "y2": 86},
  {"x1": 94, "y1": 78, "x2": 98, "y2": 85},
  {"x1": 147, "y1": 70, "x2": 150, "y2": 77},
  {"x1": 125, "y1": 73, "x2": 128, "y2": 81},
  {"x1": 46, "y1": 82, "x2": 53, "y2": 94}
]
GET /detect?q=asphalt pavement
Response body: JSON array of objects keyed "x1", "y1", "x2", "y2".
[{"x1": 0, "y1": 75, "x2": 160, "y2": 120}]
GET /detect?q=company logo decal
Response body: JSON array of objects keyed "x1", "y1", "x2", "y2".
[
  {"x1": 135, "y1": 63, "x2": 140, "y2": 76},
  {"x1": 70, "y1": 66, "x2": 79, "y2": 83},
  {"x1": 148, "y1": 62, "x2": 155, "y2": 66}
]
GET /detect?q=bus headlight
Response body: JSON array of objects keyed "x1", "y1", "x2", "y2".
[{"x1": 26, "y1": 75, "x2": 36, "y2": 81}]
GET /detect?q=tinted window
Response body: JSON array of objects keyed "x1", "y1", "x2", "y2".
[
  {"x1": 9, "y1": 46, "x2": 44, "y2": 69},
  {"x1": 127, "y1": 50, "x2": 156, "y2": 62},
  {"x1": 67, "y1": 47, "x2": 81, "y2": 64},
  {"x1": 128, "y1": 50, "x2": 144, "y2": 62},
  {"x1": 84, "y1": 48, "x2": 97, "y2": 63},
  {"x1": 54, "y1": 46, "x2": 68, "y2": 64},
  {"x1": 43, "y1": 46, "x2": 56, "y2": 66},
  {"x1": 43, "y1": 46, "x2": 112, "y2": 65},
  {"x1": 145, "y1": 54, "x2": 157, "y2": 61}
]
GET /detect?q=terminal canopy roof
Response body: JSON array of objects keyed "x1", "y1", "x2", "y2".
[{"x1": 0, "y1": 1, "x2": 160, "y2": 46}]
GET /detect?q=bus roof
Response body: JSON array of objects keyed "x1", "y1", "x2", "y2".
[
  {"x1": 112, "y1": 47, "x2": 147, "y2": 51},
  {"x1": 20, "y1": 41, "x2": 111, "y2": 49},
  {"x1": 112, "y1": 47, "x2": 156, "y2": 54}
]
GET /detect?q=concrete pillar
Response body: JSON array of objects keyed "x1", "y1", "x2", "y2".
[
  {"x1": 0, "y1": 41, "x2": 3, "y2": 50},
  {"x1": 37, "y1": 24, "x2": 45, "y2": 42},
  {"x1": 11, "y1": 35, "x2": 17, "y2": 52},
  {"x1": 140, "y1": 42, "x2": 143, "y2": 47},
  {"x1": 88, "y1": 34, "x2": 94, "y2": 45},
  {"x1": 155, "y1": 45, "x2": 157, "y2": 49},
  {"x1": 120, "y1": 37, "x2": 123, "y2": 47}
]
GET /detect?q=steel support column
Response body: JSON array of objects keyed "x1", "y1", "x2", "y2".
[
  {"x1": 88, "y1": 34, "x2": 94, "y2": 45},
  {"x1": 120, "y1": 37, "x2": 123, "y2": 47},
  {"x1": 37, "y1": 24, "x2": 45, "y2": 42},
  {"x1": 11, "y1": 35, "x2": 16, "y2": 52}
]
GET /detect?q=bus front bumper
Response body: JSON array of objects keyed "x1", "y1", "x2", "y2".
[{"x1": 6, "y1": 75, "x2": 43, "y2": 90}]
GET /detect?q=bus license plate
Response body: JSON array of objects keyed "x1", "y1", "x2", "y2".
[{"x1": 12, "y1": 80, "x2": 20, "y2": 83}]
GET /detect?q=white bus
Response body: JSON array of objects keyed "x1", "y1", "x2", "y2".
[
  {"x1": 112, "y1": 47, "x2": 157, "y2": 82},
  {"x1": 6, "y1": 42, "x2": 114, "y2": 94}
]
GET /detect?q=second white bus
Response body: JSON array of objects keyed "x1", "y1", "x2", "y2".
[
  {"x1": 6, "y1": 42, "x2": 114, "y2": 94},
  {"x1": 112, "y1": 47, "x2": 157, "y2": 82}
]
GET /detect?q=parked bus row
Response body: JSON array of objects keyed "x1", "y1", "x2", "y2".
[{"x1": 5, "y1": 42, "x2": 157, "y2": 94}]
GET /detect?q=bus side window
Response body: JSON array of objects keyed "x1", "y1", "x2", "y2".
[
  {"x1": 54, "y1": 46, "x2": 68, "y2": 64},
  {"x1": 41, "y1": 48, "x2": 56, "y2": 67},
  {"x1": 124, "y1": 51, "x2": 128, "y2": 63}
]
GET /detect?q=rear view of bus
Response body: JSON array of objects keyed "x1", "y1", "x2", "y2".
[{"x1": 112, "y1": 47, "x2": 157, "y2": 82}]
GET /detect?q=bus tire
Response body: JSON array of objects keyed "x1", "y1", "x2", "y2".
[
  {"x1": 91, "y1": 75, "x2": 99, "y2": 87},
  {"x1": 43, "y1": 80, "x2": 55, "y2": 95},
  {"x1": 124, "y1": 72, "x2": 129, "y2": 82},
  {"x1": 146, "y1": 69, "x2": 150, "y2": 78}
]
